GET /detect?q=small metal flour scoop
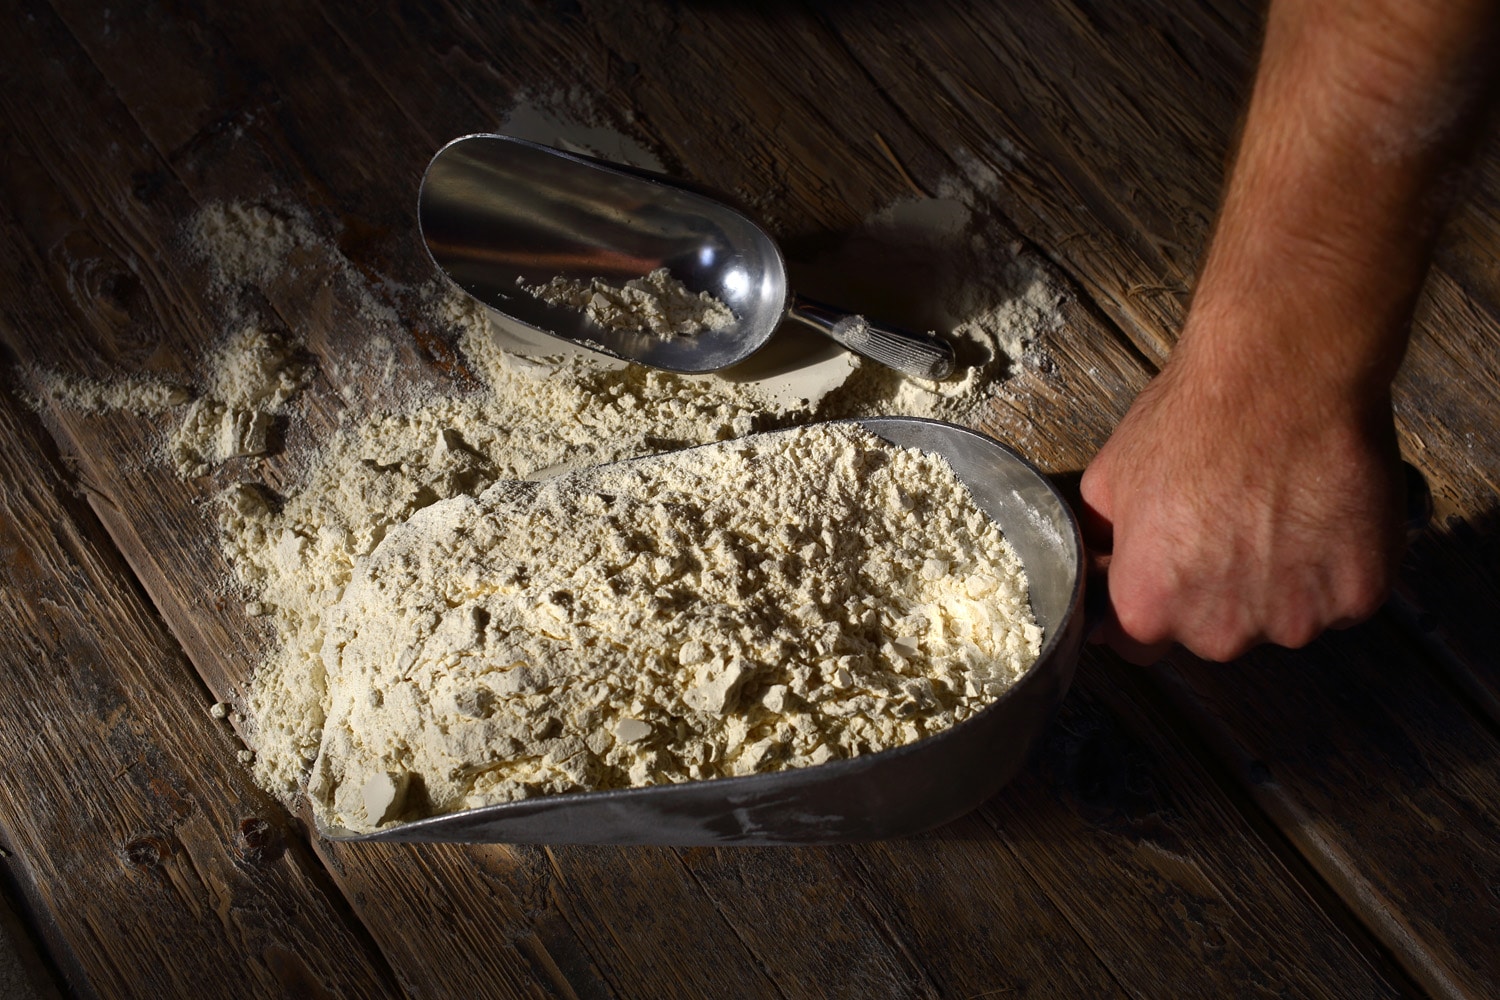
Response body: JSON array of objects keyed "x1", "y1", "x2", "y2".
[
  {"x1": 321, "y1": 417, "x2": 1085, "y2": 846},
  {"x1": 419, "y1": 134, "x2": 956, "y2": 379}
]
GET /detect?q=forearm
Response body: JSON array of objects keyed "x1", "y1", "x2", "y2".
[
  {"x1": 1080, "y1": 0, "x2": 1499, "y2": 662},
  {"x1": 1180, "y1": 0, "x2": 1500, "y2": 402}
]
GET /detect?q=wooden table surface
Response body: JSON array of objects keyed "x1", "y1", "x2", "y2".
[{"x1": 3, "y1": 1, "x2": 1499, "y2": 997}]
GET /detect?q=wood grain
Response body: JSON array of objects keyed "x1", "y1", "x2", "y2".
[
  {"x1": 0, "y1": 885, "x2": 62, "y2": 1000},
  {"x1": 0, "y1": 365, "x2": 397, "y2": 996},
  {"x1": 987, "y1": 680, "x2": 1359, "y2": 996},
  {"x1": 3, "y1": 0, "x2": 1500, "y2": 996},
  {"x1": 1146, "y1": 619, "x2": 1500, "y2": 1000}
]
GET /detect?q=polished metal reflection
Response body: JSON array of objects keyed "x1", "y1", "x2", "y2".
[
  {"x1": 323, "y1": 417, "x2": 1085, "y2": 846},
  {"x1": 419, "y1": 134, "x2": 955, "y2": 378},
  {"x1": 420, "y1": 133, "x2": 788, "y2": 373}
]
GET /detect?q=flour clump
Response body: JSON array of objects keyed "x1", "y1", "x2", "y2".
[
  {"x1": 169, "y1": 326, "x2": 308, "y2": 476},
  {"x1": 524, "y1": 267, "x2": 735, "y2": 337},
  {"x1": 309, "y1": 423, "x2": 1041, "y2": 833}
]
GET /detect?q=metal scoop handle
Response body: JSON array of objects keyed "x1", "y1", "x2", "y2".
[{"x1": 788, "y1": 296, "x2": 956, "y2": 381}]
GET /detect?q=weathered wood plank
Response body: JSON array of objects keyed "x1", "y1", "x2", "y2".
[
  {"x1": 0, "y1": 886, "x2": 62, "y2": 1000},
  {"x1": 675, "y1": 719, "x2": 1411, "y2": 1000},
  {"x1": 975, "y1": 670, "x2": 1375, "y2": 997},
  {"x1": 7, "y1": 0, "x2": 1499, "y2": 998},
  {"x1": 817, "y1": 0, "x2": 1255, "y2": 364},
  {"x1": 1145, "y1": 617, "x2": 1500, "y2": 999},
  {"x1": 0, "y1": 372, "x2": 398, "y2": 995},
  {"x1": 669, "y1": 834, "x2": 1117, "y2": 1000},
  {"x1": 1392, "y1": 270, "x2": 1500, "y2": 723},
  {"x1": 0, "y1": 4, "x2": 610, "y2": 997}
]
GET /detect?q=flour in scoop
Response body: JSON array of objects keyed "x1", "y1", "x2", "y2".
[
  {"x1": 25, "y1": 190, "x2": 1068, "y2": 829},
  {"x1": 309, "y1": 423, "x2": 1041, "y2": 833},
  {"x1": 523, "y1": 267, "x2": 735, "y2": 337}
]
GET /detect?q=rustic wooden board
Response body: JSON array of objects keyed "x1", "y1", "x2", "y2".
[
  {"x1": 0, "y1": 364, "x2": 399, "y2": 996},
  {"x1": 4, "y1": 0, "x2": 1500, "y2": 996},
  {"x1": 979, "y1": 657, "x2": 1421, "y2": 999},
  {"x1": 0, "y1": 885, "x2": 61, "y2": 1000},
  {"x1": 1147, "y1": 619, "x2": 1500, "y2": 1000}
]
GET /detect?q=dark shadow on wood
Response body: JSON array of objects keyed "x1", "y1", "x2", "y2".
[{"x1": 1398, "y1": 501, "x2": 1500, "y2": 734}]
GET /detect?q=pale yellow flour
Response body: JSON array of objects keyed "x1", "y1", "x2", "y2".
[
  {"x1": 310, "y1": 424, "x2": 1040, "y2": 832},
  {"x1": 523, "y1": 267, "x2": 735, "y2": 337}
]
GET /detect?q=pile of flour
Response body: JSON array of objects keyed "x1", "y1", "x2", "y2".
[
  {"x1": 311, "y1": 423, "x2": 1040, "y2": 832},
  {"x1": 524, "y1": 267, "x2": 735, "y2": 337},
  {"x1": 26, "y1": 169, "x2": 1069, "y2": 823},
  {"x1": 32, "y1": 324, "x2": 306, "y2": 476},
  {"x1": 220, "y1": 288, "x2": 815, "y2": 799}
]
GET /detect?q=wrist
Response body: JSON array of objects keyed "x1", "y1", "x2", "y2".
[
  {"x1": 1174, "y1": 220, "x2": 1412, "y2": 414},
  {"x1": 1169, "y1": 295, "x2": 1397, "y2": 434}
]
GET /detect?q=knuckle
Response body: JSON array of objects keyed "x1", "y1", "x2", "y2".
[
  {"x1": 1272, "y1": 621, "x2": 1320, "y2": 650},
  {"x1": 1194, "y1": 633, "x2": 1251, "y2": 663},
  {"x1": 1111, "y1": 593, "x2": 1172, "y2": 649},
  {"x1": 1079, "y1": 464, "x2": 1109, "y2": 509},
  {"x1": 1265, "y1": 599, "x2": 1324, "y2": 650},
  {"x1": 1343, "y1": 577, "x2": 1391, "y2": 622}
]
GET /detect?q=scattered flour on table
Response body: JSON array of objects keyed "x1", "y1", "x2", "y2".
[
  {"x1": 28, "y1": 203, "x2": 319, "y2": 473},
  {"x1": 169, "y1": 327, "x2": 308, "y2": 476},
  {"x1": 30, "y1": 370, "x2": 190, "y2": 414},
  {"x1": 28, "y1": 324, "x2": 307, "y2": 476},
  {"x1": 499, "y1": 88, "x2": 665, "y2": 172},
  {"x1": 188, "y1": 202, "x2": 307, "y2": 292},
  {"x1": 204, "y1": 325, "x2": 307, "y2": 411},
  {"x1": 812, "y1": 184, "x2": 1066, "y2": 424},
  {"x1": 523, "y1": 267, "x2": 735, "y2": 337},
  {"x1": 20, "y1": 172, "x2": 1071, "y2": 823},
  {"x1": 310, "y1": 423, "x2": 1040, "y2": 832}
]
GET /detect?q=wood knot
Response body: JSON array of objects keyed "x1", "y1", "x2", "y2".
[
  {"x1": 235, "y1": 817, "x2": 285, "y2": 865},
  {"x1": 122, "y1": 835, "x2": 172, "y2": 868}
]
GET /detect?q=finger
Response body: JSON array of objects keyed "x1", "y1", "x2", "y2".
[
  {"x1": 1082, "y1": 551, "x2": 1112, "y2": 642},
  {"x1": 1102, "y1": 617, "x2": 1174, "y2": 664},
  {"x1": 1085, "y1": 555, "x2": 1172, "y2": 663}
]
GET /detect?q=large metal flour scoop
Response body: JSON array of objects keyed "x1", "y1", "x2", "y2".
[{"x1": 320, "y1": 417, "x2": 1086, "y2": 846}]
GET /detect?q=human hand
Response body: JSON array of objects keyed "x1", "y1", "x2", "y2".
[
  {"x1": 1078, "y1": 343, "x2": 1408, "y2": 664},
  {"x1": 1066, "y1": 0, "x2": 1495, "y2": 665}
]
